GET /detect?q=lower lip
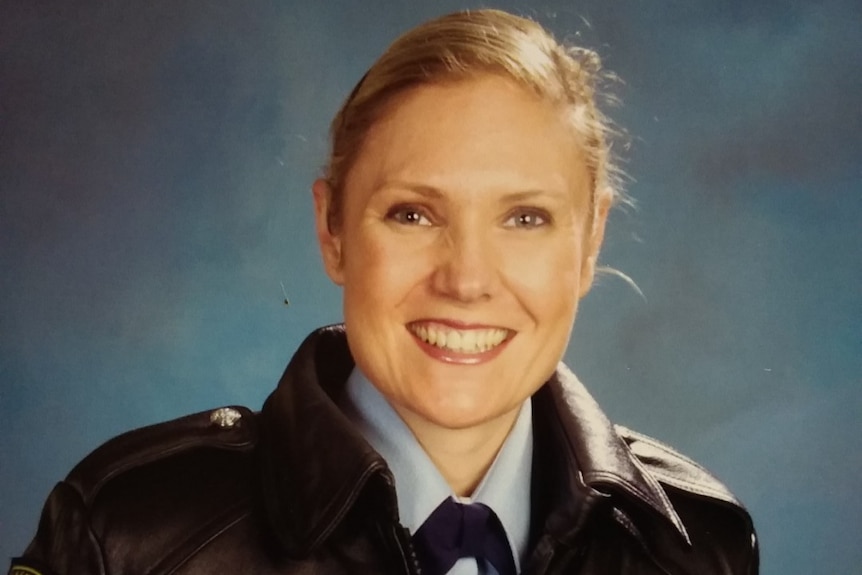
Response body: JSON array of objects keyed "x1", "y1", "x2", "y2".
[{"x1": 409, "y1": 330, "x2": 512, "y2": 365}]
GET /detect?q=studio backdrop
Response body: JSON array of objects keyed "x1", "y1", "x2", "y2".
[{"x1": 1, "y1": 1, "x2": 860, "y2": 573}]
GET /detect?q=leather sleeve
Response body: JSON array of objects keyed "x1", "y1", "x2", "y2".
[{"x1": 10, "y1": 482, "x2": 105, "y2": 575}]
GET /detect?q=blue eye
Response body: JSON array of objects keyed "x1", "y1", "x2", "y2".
[{"x1": 386, "y1": 205, "x2": 432, "y2": 226}]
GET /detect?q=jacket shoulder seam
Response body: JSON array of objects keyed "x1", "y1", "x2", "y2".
[{"x1": 66, "y1": 406, "x2": 257, "y2": 506}]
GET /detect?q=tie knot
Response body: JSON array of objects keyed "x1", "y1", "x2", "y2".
[{"x1": 412, "y1": 498, "x2": 516, "y2": 575}]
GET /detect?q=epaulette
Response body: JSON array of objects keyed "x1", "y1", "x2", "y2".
[
  {"x1": 65, "y1": 405, "x2": 258, "y2": 505},
  {"x1": 615, "y1": 424, "x2": 743, "y2": 508}
]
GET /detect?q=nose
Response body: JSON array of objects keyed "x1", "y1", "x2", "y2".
[{"x1": 430, "y1": 223, "x2": 499, "y2": 303}]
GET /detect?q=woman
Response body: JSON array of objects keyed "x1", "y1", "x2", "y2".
[{"x1": 11, "y1": 9, "x2": 757, "y2": 575}]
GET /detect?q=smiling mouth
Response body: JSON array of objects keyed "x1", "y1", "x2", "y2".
[{"x1": 408, "y1": 322, "x2": 512, "y2": 354}]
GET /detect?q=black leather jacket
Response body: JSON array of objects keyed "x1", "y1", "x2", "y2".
[{"x1": 11, "y1": 325, "x2": 757, "y2": 574}]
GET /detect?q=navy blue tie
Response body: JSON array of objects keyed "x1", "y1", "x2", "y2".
[{"x1": 411, "y1": 497, "x2": 516, "y2": 575}]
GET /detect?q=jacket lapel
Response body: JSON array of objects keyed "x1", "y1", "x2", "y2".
[
  {"x1": 541, "y1": 362, "x2": 690, "y2": 545},
  {"x1": 257, "y1": 325, "x2": 396, "y2": 557}
]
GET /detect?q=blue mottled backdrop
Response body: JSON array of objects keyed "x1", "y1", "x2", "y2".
[{"x1": 1, "y1": 1, "x2": 860, "y2": 572}]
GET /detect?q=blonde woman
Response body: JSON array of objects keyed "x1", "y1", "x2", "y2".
[{"x1": 12, "y1": 9, "x2": 756, "y2": 575}]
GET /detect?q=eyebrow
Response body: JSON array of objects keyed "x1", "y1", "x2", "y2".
[
  {"x1": 500, "y1": 189, "x2": 567, "y2": 202},
  {"x1": 381, "y1": 182, "x2": 445, "y2": 199},
  {"x1": 379, "y1": 181, "x2": 568, "y2": 202}
]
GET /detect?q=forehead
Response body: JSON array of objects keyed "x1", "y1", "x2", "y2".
[{"x1": 346, "y1": 75, "x2": 590, "y2": 200}]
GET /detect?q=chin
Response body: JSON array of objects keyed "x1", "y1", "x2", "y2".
[{"x1": 413, "y1": 395, "x2": 512, "y2": 431}]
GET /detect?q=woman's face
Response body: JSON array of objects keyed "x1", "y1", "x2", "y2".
[{"x1": 314, "y1": 74, "x2": 608, "y2": 432}]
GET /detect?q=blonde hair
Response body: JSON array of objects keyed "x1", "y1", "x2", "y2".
[{"x1": 323, "y1": 8, "x2": 621, "y2": 231}]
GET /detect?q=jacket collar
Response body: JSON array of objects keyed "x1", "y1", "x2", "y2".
[
  {"x1": 257, "y1": 325, "x2": 396, "y2": 557},
  {"x1": 537, "y1": 362, "x2": 690, "y2": 545},
  {"x1": 257, "y1": 325, "x2": 688, "y2": 557}
]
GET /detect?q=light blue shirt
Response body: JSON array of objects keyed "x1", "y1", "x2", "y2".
[{"x1": 342, "y1": 367, "x2": 533, "y2": 575}]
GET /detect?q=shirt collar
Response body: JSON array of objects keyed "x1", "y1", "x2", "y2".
[{"x1": 343, "y1": 366, "x2": 533, "y2": 569}]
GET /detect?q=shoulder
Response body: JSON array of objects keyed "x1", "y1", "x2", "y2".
[
  {"x1": 65, "y1": 405, "x2": 259, "y2": 505},
  {"x1": 616, "y1": 425, "x2": 759, "y2": 572},
  {"x1": 615, "y1": 424, "x2": 743, "y2": 506},
  {"x1": 15, "y1": 407, "x2": 265, "y2": 571}
]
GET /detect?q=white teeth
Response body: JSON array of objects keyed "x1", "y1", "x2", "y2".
[
  {"x1": 448, "y1": 330, "x2": 461, "y2": 349},
  {"x1": 411, "y1": 324, "x2": 509, "y2": 354},
  {"x1": 462, "y1": 330, "x2": 476, "y2": 350}
]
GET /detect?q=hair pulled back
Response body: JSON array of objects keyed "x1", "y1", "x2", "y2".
[{"x1": 323, "y1": 9, "x2": 620, "y2": 231}]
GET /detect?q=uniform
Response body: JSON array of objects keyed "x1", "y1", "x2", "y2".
[{"x1": 11, "y1": 325, "x2": 758, "y2": 574}]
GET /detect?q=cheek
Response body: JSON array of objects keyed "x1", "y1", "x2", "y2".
[
  {"x1": 341, "y1": 227, "x2": 432, "y2": 312},
  {"x1": 503, "y1": 236, "x2": 584, "y2": 307}
]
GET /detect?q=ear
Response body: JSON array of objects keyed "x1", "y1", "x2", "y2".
[
  {"x1": 578, "y1": 190, "x2": 612, "y2": 298},
  {"x1": 312, "y1": 178, "x2": 345, "y2": 285}
]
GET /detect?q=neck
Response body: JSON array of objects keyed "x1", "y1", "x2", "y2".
[{"x1": 395, "y1": 406, "x2": 521, "y2": 497}]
